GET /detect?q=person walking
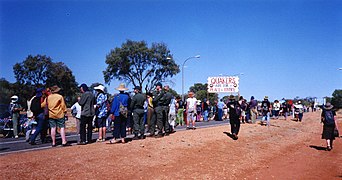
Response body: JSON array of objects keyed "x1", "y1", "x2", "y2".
[
  {"x1": 78, "y1": 83, "x2": 95, "y2": 145},
  {"x1": 41, "y1": 85, "x2": 69, "y2": 147},
  {"x1": 109, "y1": 83, "x2": 130, "y2": 143},
  {"x1": 261, "y1": 96, "x2": 271, "y2": 126},
  {"x1": 94, "y1": 84, "x2": 108, "y2": 142},
  {"x1": 321, "y1": 103, "x2": 339, "y2": 151},
  {"x1": 227, "y1": 95, "x2": 241, "y2": 140},
  {"x1": 29, "y1": 88, "x2": 47, "y2": 145},
  {"x1": 9, "y1": 95, "x2": 22, "y2": 138},
  {"x1": 186, "y1": 91, "x2": 197, "y2": 130},
  {"x1": 71, "y1": 96, "x2": 82, "y2": 135},
  {"x1": 130, "y1": 86, "x2": 146, "y2": 140}
]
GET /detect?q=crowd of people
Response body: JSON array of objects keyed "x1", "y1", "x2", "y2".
[{"x1": 7, "y1": 82, "x2": 339, "y2": 151}]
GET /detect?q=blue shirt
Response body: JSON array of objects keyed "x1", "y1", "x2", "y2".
[
  {"x1": 110, "y1": 93, "x2": 129, "y2": 116},
  {"x1": 96, "y1": 93, "x2": 107, "y2": 118},
  {"x1": 218, "y1": 101, "x2": 225, "y2": 109}
]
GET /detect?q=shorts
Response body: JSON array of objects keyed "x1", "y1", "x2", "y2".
[
  {"x1": 187, "y1": 109, "x2": 196, "y2": 121},
  {"x1": 97, "y1": 117, "x2": 107, "y2": 128},
  {"x1": 49, "y1": 118, "x2": 65, "y2": 128}
]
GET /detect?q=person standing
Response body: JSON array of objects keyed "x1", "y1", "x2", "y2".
[
  {"x1": 249, "y1": 96, "x2": 258, "y2": 124},
  {"x1": 146, "y1": 92, "x2": 155, "y2": 136},
  {"x1": 175, "y1": 96, "x2": 184, "y2": 126},
  {"x1": 9, "y1": 95, "x2": 22, "y2": 138},
  {"x1": 202, "y1": 99, "x2": 209, "y2": 122},
  {"x1": 94, "y1": 84, "x2": 108, "y2": 142},
  {"x1": 321, "y1": 102, "x2": 339, "y2": 151},
  {"x1": 71, "y1": 96, "x2": 82, "y2": 135},
  {"x1": 261, "y1": 96, "x2": 271, "y2": 126},
  {"x1": 227, "y1": 95, "x2": 240, "y2": 140},
  {"x1": 168, "y1": 96, "x2": 177, "y2": 133},
  {"x1": 186, "y1": 91, "x2": 197, "y2": 130},
  {"x1": 217, "y1": 99, "x2": 225, "y2": 121},
  {"x1": 109, "y1": 83, "x2": 130, "y2": 143},
  {"x1": 130, "y1": 86, "x2": 146, "y2": 140},
  {"x1": 162, "y1": 85, "x2": 172, "y2": 135},
  {"x1": 41, "y1": 85, "x2": 69, "y2": 147},
  {"x1": 152, "y1": 82, "x2": 165, "y2": 138},
  {"x1": 78, "y1": 83, "x2": 95, "y2": 145},
  {"x1": 29, "y1": 88, "x2": 47, "y2": 145},
  {"x1": 273, "y1": 100, "x2": 281, "y2": 119}
]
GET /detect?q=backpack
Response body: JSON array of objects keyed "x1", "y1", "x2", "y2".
[
  {"x1": 71, "y1": 108, "x2": 77, "y2": 117},
  {"x1": 117, "y1": 95, "x2": 128, "y2": 118},
  {"x1": 324, "y1": 110, "x2": 335, "y2": 125},
  {"x1": 235, "y1": 103, "x2": 242, "y2": 117}
]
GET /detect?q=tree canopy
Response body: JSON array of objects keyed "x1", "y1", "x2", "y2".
[
  {"x1": 104, "y1": 40, "x2": 180, "y2": 92},
  {"x1": 189, "y1": 83, "x2": 218, "y2": 103},
  {"x1": 331, "y1": 89, "x2": 342, "y2": 109},
  {"x1": 12, "y1": 55, "x2": 78, "y2": 106}
]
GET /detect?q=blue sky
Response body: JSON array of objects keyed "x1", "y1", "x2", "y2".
[{"x1": 1, "y1": 0, "x2": 341, "y2": 102}]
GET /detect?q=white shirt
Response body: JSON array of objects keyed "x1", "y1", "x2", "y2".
[
  {"x1": 71, "y1": 102, "x2": 82, "y2": 119},
  {"x1": 273, "y1": 102, "x2": 281, "y2": 111},
  {"x1": 187, "y1": 97, "x2": 197, "y2": 110}
]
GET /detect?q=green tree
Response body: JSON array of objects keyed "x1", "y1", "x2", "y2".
[
  {"x1": 189, "y1": 83, "x2": 218, "y2": 103},
  {"x1": 104, "y1": 40, "x2": 180, "y2": 92},
  {"x1": 331, "y1": 89, "x2": 342, "y2": 109},
  {"x1": 0, "y1": 78, "x2": 15, "y2": 105},
  {"x1": 13, "y1": 55, "x2": 78, "y2": 106},
  {"x1": 13, "y1": 55, "x2": 51, "y2": 85}
]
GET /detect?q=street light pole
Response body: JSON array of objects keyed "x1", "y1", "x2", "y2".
[{"x1": 182, "y1": 55, "x2": 200, "y2": 101}]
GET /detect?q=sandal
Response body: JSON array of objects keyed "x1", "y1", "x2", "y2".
[
  {"x1": 107, "y1": 139, "x2": 119, "y2": 144},
  {"x1": 96, "y1": 139, "x2": 103, "y2": 142}
]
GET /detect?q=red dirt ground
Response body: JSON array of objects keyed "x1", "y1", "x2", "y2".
[{"x1": 0, "y1": 111, "x2": 341, "y2": 179}]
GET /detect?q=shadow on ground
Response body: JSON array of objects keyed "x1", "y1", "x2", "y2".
[
  {"x1": 223, "y1": 132, "x2": 237, "y2": 140},
  {"x1": 309, "y1": 145, "x2": 327, "y2": 151}
]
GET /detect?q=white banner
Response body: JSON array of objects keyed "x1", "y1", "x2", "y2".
[{"x1": 207, "y1": 76, "x2": 239, "y2": 93}]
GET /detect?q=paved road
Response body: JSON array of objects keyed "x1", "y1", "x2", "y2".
[{"x1": 0, "y1": 120, "x2": 230, "y2": 156}]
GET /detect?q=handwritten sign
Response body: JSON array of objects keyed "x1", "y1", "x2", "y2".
[{"x1": 207, "y1": 76, "x2": 239, "y2": 93}]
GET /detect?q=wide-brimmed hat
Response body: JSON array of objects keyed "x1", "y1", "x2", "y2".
[
  {"x1": 11, "y1": 95, "x2": 18, "y2": 103},
  {"x1": 324, "y1": 102, "x2": 334, "y2": 110},
  {"x1": 50, "y1": 85, "x2": 61, "y2": 93},
  {"x1": 229, "y1": 95, "x2": 235, "y2": 100},
  {"x1": 264, "y1": 96, "x2": 268, "y2": 100},
  {"x1": 133, "y1": 86, "x2": 141, "y2": 91},
  {"x1": 94, "y1": 84, "x2": 105, "y2": 92},
  {"x1": 116, "y1": 83, "x2": 128, "y2": 91}
]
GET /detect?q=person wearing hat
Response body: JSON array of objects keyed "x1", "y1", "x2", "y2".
[
  {"x1": 109, "y1": 83, "x2": 130, "y2": 143},
  {"x1": 130, "y1": 86, "x2": 146, "y2": 140},
  {"x1": 41, "y1": 85, "x2": 69, "y2": 147},
  {"x1": 78, "y1": 83, "x2": 96, "y2": 145},
  {"x1": 151, "y1": 82, "x2": 166, "y2": 138},
  {"x1": 162, "y1": 85, "x2": 172, "y2": 135},
  {"x1": 94, "y1": 84, "x2": 108, "y2": 142},
  {"x1": 321, "y1": 102, "x2": 339, "y2": 151},
  {"x1": 227, "y1": 95, "x2": 240, "y2": 140},
  {"x1": 261, "y1": 96, "x2": 271, "y2": 126},
  {"x1": 9, "y1": 95, "x2": 23, "y2": 138},
  {"x1": 29, "y1": 88, "x2": 48, "y2": 145}
]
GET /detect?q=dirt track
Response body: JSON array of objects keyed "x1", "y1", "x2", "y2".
[{"x1": 0, "y1": 111, "x2": 341, "y2": 179}]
